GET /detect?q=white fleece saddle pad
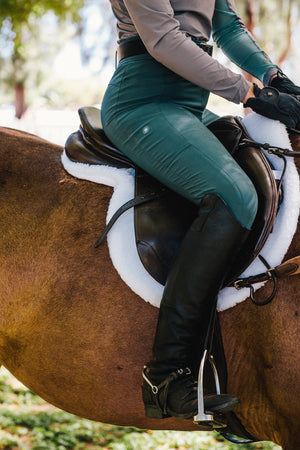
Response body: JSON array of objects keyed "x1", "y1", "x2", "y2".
[{"x1": 62, "y1": 113, "x2": 300, "y2": 311}]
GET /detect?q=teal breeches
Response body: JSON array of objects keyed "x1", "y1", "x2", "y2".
[{"x1": 101, "y1": 54, "x2": 258, "y2": 229}]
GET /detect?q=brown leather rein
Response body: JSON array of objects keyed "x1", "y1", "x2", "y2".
[{"x1": 233, "y1": 255, "x2": 300, "y2": 306}]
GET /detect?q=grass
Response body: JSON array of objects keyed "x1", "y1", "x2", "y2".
[{"x1": 0, "y1": 367, "x2": 281, "y2": 450}]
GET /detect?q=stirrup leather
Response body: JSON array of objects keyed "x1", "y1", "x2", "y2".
[{"x1": 193, "y1": 350, "x2": 227, "y2": 429}]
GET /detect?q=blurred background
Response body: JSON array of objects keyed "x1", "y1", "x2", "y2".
[
  {"x1": 0, "y1": 0, "x2": 299, "y2": 448},
  {"x1": 1, "y1": 0, "x2": 300, "y2": 145}
]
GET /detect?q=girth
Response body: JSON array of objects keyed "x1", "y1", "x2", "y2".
[{"x1": 65, "y1": 106, "x2": 280, "y2": 286}]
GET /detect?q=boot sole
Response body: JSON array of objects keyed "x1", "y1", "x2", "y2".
[
  {"x1": 206, "y1": 397, "x2": 240, "y2": 414},
  {"x1": 145, "y1": 398, "x2": 240, "y2": 420},
  {"x1": 145, "y1": 403, "x2": 196, "y2": 420}
]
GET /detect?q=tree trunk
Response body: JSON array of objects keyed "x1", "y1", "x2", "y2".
[
  {"x1": 277, "y1": 0, "x2": 293, "y2": 66},
  {"x1": 15, "y1": 82, "x2": 27, "y2": 119},
  {"x1": 243, "y1": 0, "x2": 261, "y2": 114},
  {"x1": 243, "y1": 0, "x2": 260, "y2": 85}
]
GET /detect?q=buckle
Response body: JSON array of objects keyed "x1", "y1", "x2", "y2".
[
  {"x1": 234, "y1": 279, "x2": 244, "y2": 290},
  {"x1": 200, "y1": 42, "x2": 213, "y2": 56}
]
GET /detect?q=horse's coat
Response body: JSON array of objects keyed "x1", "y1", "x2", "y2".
[
  {"x1": 62, "y1": 113, "x2": 300, "y2": 311},
  {"x1": 0, "y1": 125, "x2": 299, "y2": 450}
]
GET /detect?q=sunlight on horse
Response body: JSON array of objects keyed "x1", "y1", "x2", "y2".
[{"x1": 0, "y1": 126, "x2": 299, "y2": 450}]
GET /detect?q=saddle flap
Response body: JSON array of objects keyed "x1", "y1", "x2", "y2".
[
  {"x1": 224, "y1": 118, "x2": 279, "y2": 283},
  {"x1": 225, "y1": 148, "x2": 278, "y2": 283},
  {"x1": 134, "y1": 168, "x2": 198, "y2": 285}
]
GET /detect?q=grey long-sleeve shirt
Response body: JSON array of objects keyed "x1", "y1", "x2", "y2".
[{"x1": 109, "y1": 0, "x2": 277, "y2": 104}]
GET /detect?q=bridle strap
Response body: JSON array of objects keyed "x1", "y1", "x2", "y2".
[{"x1": 240, "y1": 137, "x2": 300, "y2": 157}]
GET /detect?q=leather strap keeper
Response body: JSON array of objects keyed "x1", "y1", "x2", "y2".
[{"x1": 117, "y1": 38, "x2": 213, "y2": 63}]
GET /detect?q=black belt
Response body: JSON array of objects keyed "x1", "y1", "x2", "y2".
[{"x1": 117, "y1": 38, "x2": 213, "y2": 63}]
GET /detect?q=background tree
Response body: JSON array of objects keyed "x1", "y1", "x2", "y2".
[
  {"x1": 0, "y1": 0, "x2": 84, "y2": 118},
  {"x1": 1, "y1": 0, "x2": 299, "y2": 118},
  {"x1": 235, "y1": 0, "x2": 300, "y2": 80}
]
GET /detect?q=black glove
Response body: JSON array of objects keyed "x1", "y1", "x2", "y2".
[
  {"x1": 270, "y1": 69, "x2": 300, "y2": 98},
  {"x1": 245, "y1": 84, "x2": 300, "y2": 129}
]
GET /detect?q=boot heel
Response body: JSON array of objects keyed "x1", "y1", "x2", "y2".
[
  {"x1": 142, "y1": 382, "x2": 168, "y2": 418},
  {"x1": 144, "y1": 403, "x2": 166, "y2": 419}
]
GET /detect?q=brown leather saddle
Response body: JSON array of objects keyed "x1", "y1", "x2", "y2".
[
  {"x1": 65, "y1": 106, "x2": 283, "y2": 441},
  {"x1": 65, "y1": 106, "x2": 280, "y2": 287}
]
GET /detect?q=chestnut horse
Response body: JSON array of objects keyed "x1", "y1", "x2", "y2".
[{"x1": 0, "y1": 126, "x2": 299, "y2": 449}]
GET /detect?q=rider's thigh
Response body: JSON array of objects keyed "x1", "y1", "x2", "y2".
[{"x1": 103, "y1": 101, "x2": 258, "y2": 229}]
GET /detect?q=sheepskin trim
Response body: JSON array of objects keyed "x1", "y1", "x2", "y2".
[{"x1": 61, "y1": 113, "x2": 300, "y2": 311}]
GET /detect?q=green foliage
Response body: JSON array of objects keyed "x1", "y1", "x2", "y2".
[
  {"x1": 1, "y1": 0, "x2": 300, "y2": 113},
  {"x1": 0, "y1": 368, "x2": 282, "y2": 450},
  {"x1": 0, "y1": 0, "x2": 84, "y2": 24},
  {"x1": 0, "y1": 0, "x2": 84, "y2": 66},
  {"x1": 0, "y1": 0, "x2": 85, "y2": 111}
]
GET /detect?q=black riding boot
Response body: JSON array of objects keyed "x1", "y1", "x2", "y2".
[{"x1": 142, "y1": 194, "x2": 249, "y2": 419}]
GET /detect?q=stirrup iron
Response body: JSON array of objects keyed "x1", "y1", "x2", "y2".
[{"x1": 193, "y1": 349, "x2": 227, "y2": 429}]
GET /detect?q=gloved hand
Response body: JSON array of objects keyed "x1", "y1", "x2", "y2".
[
  {"x1": 270, "y1": 70, "x2": 300, "y2": 97},
  {"x1": 244, "y1": 84, "x2": 300, "y2": 129}
]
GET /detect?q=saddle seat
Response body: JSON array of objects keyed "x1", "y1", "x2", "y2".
[
  {"x1": 65, "y1": 106, "x2": 280, "y2": 286},
  {"x1": 65, "y1": 107, "x2": 134, "y2": 169}
]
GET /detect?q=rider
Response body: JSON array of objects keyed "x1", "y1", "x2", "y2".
[{"x1": 102, "y1": 0, "x2": 300, "y2": 419}]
